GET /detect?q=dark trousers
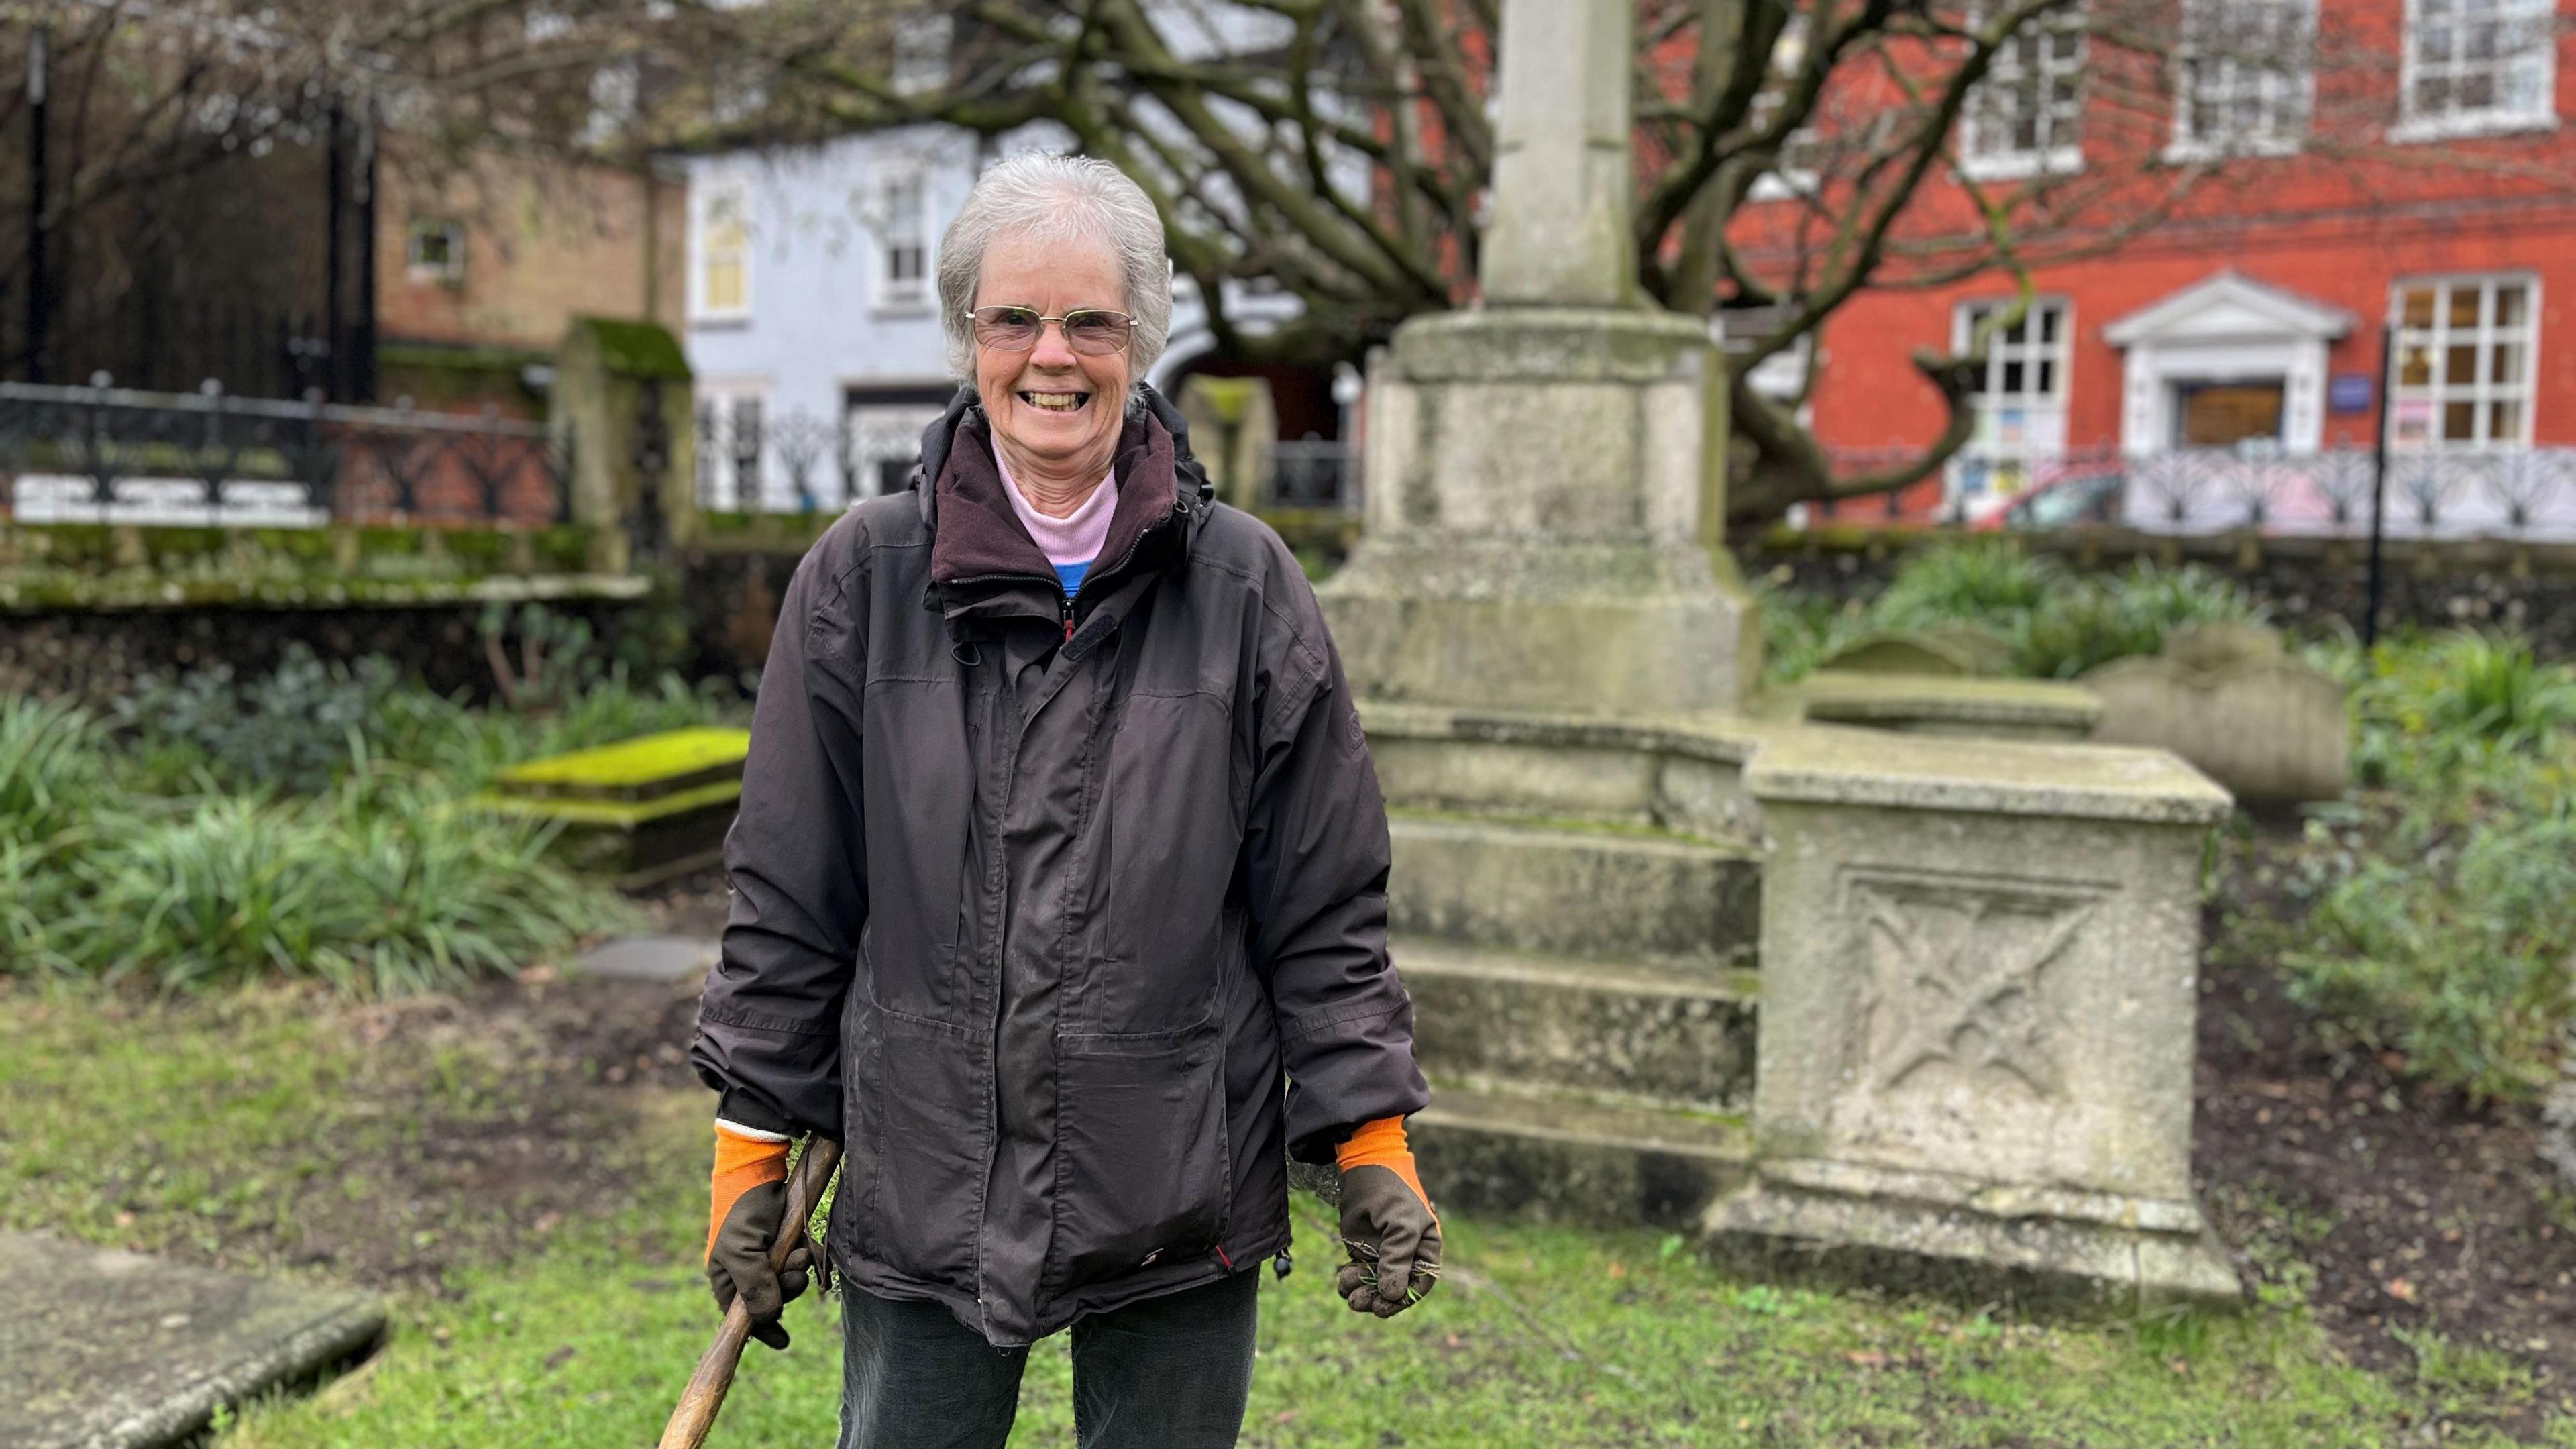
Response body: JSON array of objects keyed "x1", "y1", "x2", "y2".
[{"x1": 835, "y1": 1269, "x2": 1260, "y2": 1449}]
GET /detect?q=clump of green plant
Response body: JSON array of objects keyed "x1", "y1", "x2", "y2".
[
  {"x1": 18, "y1": 767, "x2": 629, "y2": 994},
  {"x1": 115, "y1": 613, "x2": 739, "y2": 797},
  {"x1": 0, "y1": 616, "x2": 729, "y2": 991},
  {"x1": 1758, "y1": 543, "x2": 2261, "y2": 683},
  {"x1": 117, "y1": 645, "x2": 443, "y2": 796},
  {"x1": 2013, "y1": 562, "x2": 2261, "y2": 678},
  {"x1": 54, "y1": 773, "x2": 623, "y2": 985},
  {"x1": 2284, "y1": 808, "x2": 2576, "y2": 1102},
  {"x1": 0, "y1": 696, "x2": 111, "y2": 844},
  {"x1": 1871, "y1": 539, "x2": 2062, "y2": 627},
  {"x1": 2269, "y1": 626, "x2": 2576, "y2": 1102}
]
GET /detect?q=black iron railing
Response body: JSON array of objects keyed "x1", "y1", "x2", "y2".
[
  {"x1": 1270, "y1": 437, "x2": 1361, "y2": 511},
  {"x1": 0, "y1": 378, "x2": 572, "y2": 528}
]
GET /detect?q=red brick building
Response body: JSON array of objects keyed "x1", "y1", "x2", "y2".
[{"x1": 1731, "y1": 0, "x2": 2576, "y2": 527}]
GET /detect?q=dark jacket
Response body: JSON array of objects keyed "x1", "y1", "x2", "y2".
[{"x1": 691, "y1": 386, "x2": 1428, "y2": 1347}]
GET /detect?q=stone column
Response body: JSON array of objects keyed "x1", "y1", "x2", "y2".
[
  {"x1": 1318, "y1": 0, "x2": 1757, "y2": 716},
  {"x1": 1481, "y1": 0, "x2": 1638, "y2": 309}
]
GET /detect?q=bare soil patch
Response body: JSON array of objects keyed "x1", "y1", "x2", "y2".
[{"x1": 2198, "y1": 817, "x2": 2576, "y2": 1434}]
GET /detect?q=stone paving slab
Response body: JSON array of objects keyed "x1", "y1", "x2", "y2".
[
  {"x1": 568, "y1": 933, "x2": 719, "y2": 981},
  {"x1": 0, "y1": 1233, "x2": 384, "y2": 1449}
]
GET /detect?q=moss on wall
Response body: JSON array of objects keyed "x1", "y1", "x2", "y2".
[{"x1": 0, "y1": 521, "x2": 627, "y2": 612}]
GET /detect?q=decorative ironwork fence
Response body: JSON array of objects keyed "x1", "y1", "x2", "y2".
[
  {"x1": 1816, "y1": 445, "x2": 2576, "y2": 540},
  {"x1": 693, "y1": 399, "x2": 1364, "y2": 517},
  {"x1": 696, "y1": 401, "x2": 932, "y2": 515},
  {"x1": 0, "y1": 378, "x2": 572, "y2": 529}
]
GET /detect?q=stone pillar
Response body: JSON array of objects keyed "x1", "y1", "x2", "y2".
[
  {"x1": 1317, "y1": 0, "x2": 1757, "y2": 715},
  {"x1": 1481, "y1": 0, "x2": 1637, "y2": 309},
  {"x1": 1175, "y1": 374, "x2": 1278, "y2": 513},
  {"x1": 553, "y1": 315, "x2": 697, "y2": 570},
  {"x1": 1705, "y1": 729, "x2": 2242, "y2": 1307}
]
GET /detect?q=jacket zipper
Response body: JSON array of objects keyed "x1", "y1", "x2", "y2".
[{"x1": 940, "y1": 500, "x2": 1182, "y2": 641}]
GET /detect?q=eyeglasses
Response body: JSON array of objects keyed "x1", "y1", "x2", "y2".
[{"x1": 965, "y1": 305, "x2": 1136, "y2": 356}]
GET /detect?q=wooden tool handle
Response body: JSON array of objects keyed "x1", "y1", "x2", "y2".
[{"x1": 659, "y1": 1137, "x2": 845, "y2": 1449}]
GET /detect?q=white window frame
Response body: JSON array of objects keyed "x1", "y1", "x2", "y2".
[
  {"x1": 1951, "y1": 297, "x2": 2074, "y2": 502},
  {"x1": 1960, "y1": 5, "x2": 2088, "y2": 181},
  {"x1": 875, "y1": 171, "x2": 933, "y2": 314},
  {"x1": 696, "y1": 379, "x2": 773, "y2": 513},
  {"x1": 690, "y1": 179, "x2": 754, "y2": 325},
  {"x1": 2394, "y1": 0, "x2": 2558, "y2": 141},
  {"x1": 2166, "y1": 0, "x2": 2317, "y2": 160},
  {"x1": 405, "y1": 218, "x2": 466, "y2": 284},
  {"x1": 2387, "y1": 274, "x2": 2540, "y2": 450}
]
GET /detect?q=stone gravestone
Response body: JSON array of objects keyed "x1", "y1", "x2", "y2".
[{"x1": 1333, "y1": 0, "x2": 2239, "y2": 1309}]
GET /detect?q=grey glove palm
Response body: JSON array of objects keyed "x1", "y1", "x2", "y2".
[
  {"x1": 1337, "y1": 1163, "x2": 1442, "y2": 1317},
  {"x1": 706, "y1": 1178, "x2": 812, "y2": 1351}
]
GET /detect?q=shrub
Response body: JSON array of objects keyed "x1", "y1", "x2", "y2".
[
  {"x1": 2281, "y1": 812, "x2": 2576, "y2": 1104},
  {"x1": 114, "y1": 637, "x2": 741, "y2": 797},
  {"x1": 115, "y1": 646, "x2": 422, "y2": 796},
  {"x1": 2273, "y1": 625, "x2": 2576, "y2": 1102},
  {"x1": 1757, "y1": 545, "x2": 2261, "y2": 683}
]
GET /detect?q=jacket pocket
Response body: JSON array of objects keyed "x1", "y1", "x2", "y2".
[
  {"x1": 1091, "y1": 692, "x2": 1238, "y2": 1034},
  {"x1": 1048, "y1": 1021, "x2": 1230, "y2": 1294},
  {"x1": 846, "y1": 1000, "x2": 987, "y2": 1287}
]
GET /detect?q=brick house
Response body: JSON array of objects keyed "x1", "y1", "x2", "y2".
[
  {"x1": 373, "y1": 144, "x2": 686, "y2": 417},
  {"x1": 1731, "y1": 0, "x2": 2576, "y2": 530}
]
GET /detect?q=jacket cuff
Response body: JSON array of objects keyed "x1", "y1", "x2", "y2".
[{"x1": 716, "y1": 1086, "x2": 795, "y2": 1139}]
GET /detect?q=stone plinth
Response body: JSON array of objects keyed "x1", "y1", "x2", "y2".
[
  {"x1": 1705, "y1": 727, "x2": 2241, "y2": 1307},
  {"x1": 1320, "y1": 309, "x2": 1758, "y2": 715}
]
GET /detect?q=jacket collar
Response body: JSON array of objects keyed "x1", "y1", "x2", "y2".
[{"x1": 915, "y1": 384, "x2": 1213, "y2": 616}]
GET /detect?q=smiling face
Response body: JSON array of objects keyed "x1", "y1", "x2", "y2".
[{"x1": 973, "y1": 229, "x2": 1132, "y2": 496}]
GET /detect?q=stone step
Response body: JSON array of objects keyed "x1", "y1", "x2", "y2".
[
  {"x1": 1410, "y1": 1085, "x2": 1752, "y2": 1232},
  {"x1": 1387, "y1": 812, "x2": 1760, "y2": 965},
  {"x1": 1395, "y1": 936, "x2": 1755, "y2": 1112}
]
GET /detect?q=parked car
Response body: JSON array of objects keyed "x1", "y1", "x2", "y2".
[{"x1": 1970, "y1": 468, "x2": 2125, "y2": 531}]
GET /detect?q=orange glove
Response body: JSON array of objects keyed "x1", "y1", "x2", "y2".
[
  {"x1": 705, "y1": 1125, "x2": 804, "y2": 1350},
  {"x1": 1334, "y1": 1116, "x2": 1442, "y2": 1316}
]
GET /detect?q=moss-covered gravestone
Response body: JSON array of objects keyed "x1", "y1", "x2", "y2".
[{"x1": 473, "y1": 726, "x2": 748, "y2": 888}]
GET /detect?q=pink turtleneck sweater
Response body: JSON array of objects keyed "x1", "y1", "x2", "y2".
[{"x1": 993, "y1": 436, "x2": 1117, "y2": 597}]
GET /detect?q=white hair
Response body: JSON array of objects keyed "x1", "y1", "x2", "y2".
[{"x1": 936, "y1": 152, "x2": 1173, "y2": 394}]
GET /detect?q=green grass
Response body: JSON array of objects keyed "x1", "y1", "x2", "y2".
[
  {"x1": 209, "y1": 1193, "x2": 2479, "y2": 1449},
  {"x1": 3, "y1": 977, "x2": 2546, "y2": 1448}
]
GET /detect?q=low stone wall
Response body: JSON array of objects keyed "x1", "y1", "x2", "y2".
[{"x1": 1750, "y1": 526, "x2": 2576, "y2": 652}]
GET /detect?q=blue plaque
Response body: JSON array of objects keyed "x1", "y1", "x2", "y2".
[{"x1": 2329, "y1": 372, "x2": 2375, "y2": 413}]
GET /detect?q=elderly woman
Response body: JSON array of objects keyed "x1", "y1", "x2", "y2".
[{"x1": 690, "y1": 152, "x2": 1438, "y2": 1449}]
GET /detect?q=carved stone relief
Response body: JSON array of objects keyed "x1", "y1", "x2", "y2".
[{"x1": 1844, "y1": 869, "x2": 2104, "y2": 1102}]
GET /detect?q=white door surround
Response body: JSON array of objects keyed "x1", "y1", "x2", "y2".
[{"x1": 2103, "y1": 272, "x2": 2354, "y2": 455}]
